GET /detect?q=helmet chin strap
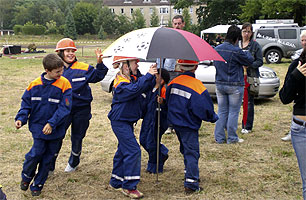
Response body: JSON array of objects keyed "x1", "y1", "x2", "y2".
[{"x1": 127, "y1": 60, "x2": 133, "y2": 75}]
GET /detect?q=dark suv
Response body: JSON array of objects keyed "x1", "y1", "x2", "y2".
[{"x1": 254, "y1": 26, "x2": 306, "y2": 63}]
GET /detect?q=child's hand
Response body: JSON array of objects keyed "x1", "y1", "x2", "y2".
[
  {"x1": 42, "y1": 123, "x2": 52, "y2": 135},
  {"x1": 95, "y1": 48, "x2": 103, "y2": 64},
  {"x1": 157, "y1": 96, "x2": 164, "y2": 104},
  {"x1": 148, "y1": 64, "x2": 157, "y2": 75},
  {"x1": 15, "y1": 120, "x2": 22, "y2": 129}
]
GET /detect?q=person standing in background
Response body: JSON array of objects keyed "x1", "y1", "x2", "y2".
[
  {"x1": 239, "y1": 22, "x2": 263, "y2": 134},
  {"x1": 214, "y1": 25, "x2": 254, "y2": 144}
]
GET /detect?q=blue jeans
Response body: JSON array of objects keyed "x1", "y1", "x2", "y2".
[
  {"x1": 214, "y1": 84, "x2": 244, "y2": 144},
  {"x1": 291, "y1": 116, "x2": 306, "y2": 200}
]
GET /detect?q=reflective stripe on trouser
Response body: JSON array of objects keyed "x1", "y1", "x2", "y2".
[
  {"x1": 66, "y1": 107, "x2": 91, "y2": 168},
  {"x1": 174, "y1": 126, "x2": 200, "y2": 190},
  {"x1": 21, "y1": 138, "x2": 63, "y2": 191},
  {"x1": 109, "y1": 120, "x2": 141, "y2": 190}
]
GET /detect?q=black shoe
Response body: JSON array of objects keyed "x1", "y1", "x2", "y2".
[
  {"x1": 31, "y1": 190, "x2": 41, "y2": 196},
  {"x1": 20, "y1": 180, "x2": 29, "y2": 191},
  {"x1": 184, "y1": 187, "x2": 203, "y2": 195}
]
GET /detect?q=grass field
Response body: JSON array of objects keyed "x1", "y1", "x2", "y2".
[{"x1": 0, "y1": 39, "x2": 302, "y2": 199}]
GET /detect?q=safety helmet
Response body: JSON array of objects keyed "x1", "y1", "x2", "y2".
[
  {"x1": 112, "y1": 56, "x2": 140, "y2": 65},
  {"x1": 55, "y1": 38, "x2": 77, "y2": 52},
  {"x1": 177, "y1": 59, "x2": 199, "y2": 66}
]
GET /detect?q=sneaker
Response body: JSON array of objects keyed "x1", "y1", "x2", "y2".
[
  {"x1": 109, "y1": 184, "x2": 122, "y2": 191},
  {"x1": 20, "y1": 180, "x2": 29, "y2": 191},
  {"x1": 165, "y1": 127, "x2": 172, "y2": 134},
  {"x1": 281, "y1": 133, "x2": 291, "y2": 141},
  {"x1": 238, "y1": 138, "x2": 244, "y2": 143},
  {"x1": 185, "y1": 187, "x2": 203, "y2": 195},
  {"x1": 122, "y1": 189, "x2": 144, "y2": 199},
  {"x1": 31, "y1": 190, "x2": 41, "y2": 196},
  {"x1": 64, "y1": 163, "x2": 76, "y2": 172},
  {"x1": 241, "y1": 129, "x2": 251, "y2": 134}
]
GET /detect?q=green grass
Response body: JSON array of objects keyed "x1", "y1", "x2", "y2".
[{"x1": 0, "y1": 36, "x2": 302, "y2": 199}]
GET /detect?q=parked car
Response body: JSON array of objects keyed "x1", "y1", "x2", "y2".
[
  {"x1": 101, "y1": 61, "x2": 280, "y2": 99},
  {"x1": 254, "y1": 26, "x2": 306, "y2": 63}
]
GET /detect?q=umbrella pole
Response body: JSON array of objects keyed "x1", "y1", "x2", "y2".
[{"x1": 156, "y1": 58, "x2": 162, "y2": 183}]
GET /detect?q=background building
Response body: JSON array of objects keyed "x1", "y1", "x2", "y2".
[{"x1": 102, "y1": 0, "x2": 201, "y2": 27}]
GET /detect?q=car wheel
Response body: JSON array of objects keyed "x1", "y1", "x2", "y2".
[{"x1": 265, "y1": 49, "x2": 282, "y2": 64}]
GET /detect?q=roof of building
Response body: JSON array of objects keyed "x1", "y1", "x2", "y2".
[{"x1": 103, "y1": 0, "x2": 172, "y2": 6}]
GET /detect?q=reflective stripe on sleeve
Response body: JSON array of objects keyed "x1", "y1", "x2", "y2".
[
  {"x1": 170, "y1": 88, "x2": 191, "y2": 99},
  {"x1": 31, "y1": 97, "x2": 42, "y2": 101},
  {"x1": 72, "y1": 77, "x2": 86, "y2": 82},
  {"x1": 48, "y1": 98, "x2": 60, "y2": 103}
]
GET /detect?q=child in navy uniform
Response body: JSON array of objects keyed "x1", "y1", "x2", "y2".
[
  {"x1": 108, "y1": 56, "x2": 157, "y2": 199},
  {"x1": 15, "y1": 54, "x2": 72, "y2": 196},
  {"x1": 140, "y1": 68, "x2": 170, "y2": 174},
  {"x1": 166, "y1": 59, "x2": 218, "y2": 194}
]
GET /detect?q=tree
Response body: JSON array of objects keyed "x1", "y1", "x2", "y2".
[
  {"x1": 197, "y1": 0, "x2": 244, "y2": 30},
  {"x1": 93, "y1": 6, "x2": 118, "y2": 36},
  {"x1": 131, "y1": 9, "x2": 146, "y2": 29},
  {"x1": 171, "y1": 0, "x2": 194, "y2": 9},
  {"x1": 72, "y1": 2, "x2": 97, "y2": 35},
  {"x1": 240, "y1": 0, "x2": 306, "y2": 26},
  {"x1": 64, "y1": 5, "x2": 77, "y2": 39},
  {"x1": 150, "y1": 8, "x2": 159, "y2": 27},
  {"x1": 116, "y1": 14, "x2": 133, "y2": 35},
  {"x1": 182, "y1": 8, "x2": 191, "y2": 31},
  {"x1": 46, "y1": 20, "x2": 57, "y2": 34},
  {"x1": 0, "y1": 0, "x2": 17, "y2": 29}
]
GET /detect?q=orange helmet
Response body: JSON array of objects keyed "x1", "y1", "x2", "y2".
[
  {"x1": 177, "y1": 59, "x2": 199, "y2": 66},
  {"x1": 55, "y1": 38, "x2": 77, "y2": 52},
  {"x1": 112, "y1": 56, "x2": 139, "y2": 65}
]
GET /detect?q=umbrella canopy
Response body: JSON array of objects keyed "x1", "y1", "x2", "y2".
[{"x1": 102, "y1": 27, "x2": 225, "y2": 63}]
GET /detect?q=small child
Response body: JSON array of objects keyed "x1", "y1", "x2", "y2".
[
  {"x1": 166, "y1": 59, "x2": 218, "y2": 194},
  {"x1": 15, "y1": 54, "x2": 72, "y2": 196},
  {"x1": 140, "y1": 68, "x2": 170, "y2": 174}
]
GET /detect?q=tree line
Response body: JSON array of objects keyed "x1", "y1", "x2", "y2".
[{"x1": 0, "y1": 0, "x2": 305, "y2": 39}]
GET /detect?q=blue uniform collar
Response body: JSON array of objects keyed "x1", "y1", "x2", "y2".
[
  {"x1": 182, "y1": 71, "x2": 196, "y2": 78},
  {"x1": 41, "y1": 72, "x2": 57, "y2": 85}
]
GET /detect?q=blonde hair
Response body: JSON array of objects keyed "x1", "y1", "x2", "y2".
[
  {"x1": 300, "y1": 30, "x2": 306, "y2": 38},
  {"x1": 114, "y1": 62, "x2": 131, "y2": 81}
]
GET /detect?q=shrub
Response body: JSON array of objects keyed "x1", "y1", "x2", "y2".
[{"x1": 13, "y1": 25, "x2": 23, "y2": 35}]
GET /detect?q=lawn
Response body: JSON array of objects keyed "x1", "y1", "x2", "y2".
[{"x1": 0, "y1": 39, "x2": 301, "y2": 199}]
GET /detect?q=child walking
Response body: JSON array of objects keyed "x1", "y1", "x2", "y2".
[
  {"x1": 166, "y1": 59, "x2": 218, "y2": 194},
  {"x1": 140, "y1": 68, "x2": 170, "y2": 174},
  {"x1": 15, "y1": 54, "x2": 72, "y2": 196}
]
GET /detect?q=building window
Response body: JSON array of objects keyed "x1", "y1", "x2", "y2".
[
  {"x1": 121, "y1": 8, "x2": 124, "y2": 14},
  {"x1": 124, "y1": 0, "x2": 132, "y2": 3},
  {"x1": 130, "y1": 8, "x2": 134, "y2": 14},
  {"x1": 143, "y1": 0, "x2": 151, "y2": 2},
  {"x1": 160, "y1": 0, "x2": 168, "y2": 2},
  {"x1": 150, "y1": 8, "x2": 154, "y2": 14},
  {"x1": 140, "y1": 8, "x2": 144, "y2": 14},
  {"x1": 190, "y1": 7, "x2": 193, "y2": 13},
  {"x1": 174, "y1": 8, "x2": 182, "y2": 14},
  {"x1": 159, "y1": 7, "x2": 168, "y2": 14},
  {"x1": 110, "y1": 8, "x2": 115, "y2": 13}
]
